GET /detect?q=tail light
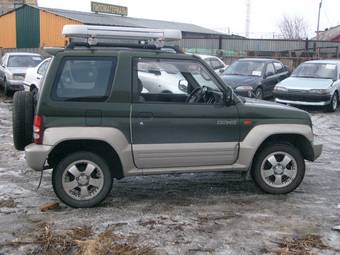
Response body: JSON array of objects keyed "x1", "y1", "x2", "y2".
[{"x1": 33, "y1": 115, "x2": 43, "y2": 144}]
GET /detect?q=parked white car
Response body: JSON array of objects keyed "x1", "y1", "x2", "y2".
[
  {"x1": 197, "y1": 55, "x2": 228, "y2": 74},
  {"x1": 0, "y1": 52, "x2": 43, "y2": 96},
  {"x1": 274, "y1": 60, "x2": 340, "y2": 112},
  {"x1": 24, "y1": 58, "x2": 51, "y2": 99}
]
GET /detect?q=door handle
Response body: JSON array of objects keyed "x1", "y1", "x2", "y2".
[{"x1": 137, "y1": 112, "x2": 153, "y2": 118}]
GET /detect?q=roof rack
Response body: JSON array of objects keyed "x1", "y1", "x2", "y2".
[{"x1": 62, "y1": 25, "x2": 182, "y2": 48}]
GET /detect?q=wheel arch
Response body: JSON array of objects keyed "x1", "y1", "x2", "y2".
[
  {"x1": 47, "y1": 139, "x2": 124, "y2": 179},
  {"x1": 253, "y1": 133, "x2": 315, "y2": 163}
]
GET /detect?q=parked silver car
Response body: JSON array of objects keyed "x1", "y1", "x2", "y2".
[
  {"x1": 0, "y1": 52, "x2": 43, "y2": 96},
  {"x1": 274, "y1": 60, "x2": 340, "y2": 112}
]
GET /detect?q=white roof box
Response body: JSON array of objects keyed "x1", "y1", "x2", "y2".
[{"x1": 62, "y1": 25, "x2": 182, "y2": 48}]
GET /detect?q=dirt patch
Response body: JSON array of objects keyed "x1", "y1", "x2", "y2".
[
  {"x1": 276, "y1": 234, "x2": 336, "y2": 255},
  {"x1": 0, "y1": 198, "x2": 16, "y2": 208},
  {"x1": 3, "y1": 223, "x2": 155, "y2": 255}
]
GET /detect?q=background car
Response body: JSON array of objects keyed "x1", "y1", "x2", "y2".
[
  {"x1": 198, "y1": 55, "x2": 228, "y2": 74},
  {"x1": 221, "y1": 58, "x2": 290, "y2": 99},
  {"x1": 274, "y1": 60, "x2": 340, "y2": 112},
  {"x1": 24, "y1": 58, "x2": 51, "y2": 100},
  {"x1": 0, "y1": 52, "x2": 43, "y2": 96}
]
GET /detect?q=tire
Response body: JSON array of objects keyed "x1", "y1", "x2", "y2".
[
  {"x1": 252, "y1": 143, "x2": 305, "y2": 194},
  {"x1": 12, "y1": 91, "x2": 34, "y2": 151},
  {"x1": 326, "y1": 92, "x2": 338, "y2": 112},
  {"x1": 4, "y1": 79, "x2": 12, "y2": 97},
  {"x1": 30, "y1": 86, "x2": 39, "y2": 105},
  {"x1": 254, "y1": 87, "x2": 263, "y2": 100},
  {"x1": 52, "y1": 152, "x2": 113, "y2": 208}
]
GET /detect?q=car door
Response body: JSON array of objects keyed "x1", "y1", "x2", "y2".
[
  {"x1": 131, "y1": 57, "x2": 239, "y2": 169},
  {"x1": 274, "y1": 62, "x2": 289, "y2": 82},
  {"x1": 262, "y1": 63, "x2": 278, "y2": 97}
]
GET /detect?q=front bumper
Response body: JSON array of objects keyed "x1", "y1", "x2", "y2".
[
  {"x1": 25, "y1": 143, "x2": 52, "y2": 171},
  {"x1": 274, "y1": 91, "x2": 332, "y2": 106},
  {"x1": 312, "y1": 142, "x2": 323, "y2": 161},
  {"x1": 7, "y1": 79, "x2": 25, "y2": 91}
]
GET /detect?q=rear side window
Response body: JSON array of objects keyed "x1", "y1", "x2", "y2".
[{"x1": 52, "y1": 57, "x2": 117, "y2": 101}]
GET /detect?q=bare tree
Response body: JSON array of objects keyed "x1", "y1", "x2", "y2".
[{"x1": 278, "y1": 15, "x2": 308, "y2": 39}]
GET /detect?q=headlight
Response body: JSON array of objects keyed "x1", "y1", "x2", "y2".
[
  {"x1": 235, "y1": 86, "x2": 253, "y2": 91},
  {"x1": 12, "y1": 74, "x2": 25, "y2": 81},
  {"x1": 274, "y1": 86, "x2": 288, "y2": 92},
  {"x1": 309, "y1": 89, "x2": 330, "y2": 94}
]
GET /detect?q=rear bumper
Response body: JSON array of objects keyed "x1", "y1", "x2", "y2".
[
  {"x1": 274, "y1": 91, "x2": 332, "y2": 106},
  {"x1": 25, "y1": 144, "x2": 52, "y2": 171}
]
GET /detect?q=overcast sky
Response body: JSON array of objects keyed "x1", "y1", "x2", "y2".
[{"x1": 38, "y1": 0, "x2": 340, "y2": 38}]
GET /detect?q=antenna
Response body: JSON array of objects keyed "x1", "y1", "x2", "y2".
[{"x1": 245, "y1": 0, "x2": 251, "y2": 38}]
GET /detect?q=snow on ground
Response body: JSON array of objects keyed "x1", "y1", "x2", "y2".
[{"x1": 0, "y1": 95, "x2": 339, "y2": 255}]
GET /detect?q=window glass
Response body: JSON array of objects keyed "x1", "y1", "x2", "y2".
[
  {"x1": 266, "y1": 63, "x2": 275, "y2": 75},
  {"x1": 53, "y1": 57, "x2": 116, "y2": 101},
  {"x1": 37, "y1": 59, "x2": 50, "y2": 75},
  {"x1": 273, "y1": 62, "x2": 284, "y2": 73},
  {"x1": 210, "y1": 58, "x2": 224, "y2": 70},
  {"x1": 7, "y1": 55, "x2": 42, "y2": 67},
  {"x1": 292, "y1": 63, "x2": 337, "y2": 80},
  {"x1": 136, "y1": 58, "x2": 224, "y2": 104},
  {"x1": 224, "y1": 61, "x2": 265, "y2": 76}
]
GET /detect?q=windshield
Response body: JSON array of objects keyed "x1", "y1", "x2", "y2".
[
  {"x1": 292, "y1": 63, "x2": 337, "y2": 80},
  {"x1": 223, "y1": 61, "x2": 265, "y2": 76},
  {"x1": 7, "y1": 55, "x2": 42, "y2": 68}
]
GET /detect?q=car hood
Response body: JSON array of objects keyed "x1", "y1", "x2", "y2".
[
  {"x1": 7, "y1": 67, "x2": 30, "y2": 75},
  {"x1": 238, "y1": 97, "x2": 310, "y2": 121},
  {"x1": 278, "y1": 77, "x2": 334, "y2": 90},
  {"x1": 222, "y1": 75, "x2": 261, "y2": 88}
]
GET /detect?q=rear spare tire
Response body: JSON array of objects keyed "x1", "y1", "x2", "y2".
[{"x1": 12, "y1": 91, "x2": 34, "y2": 151}]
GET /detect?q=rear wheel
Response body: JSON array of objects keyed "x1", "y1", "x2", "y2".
[
  {"x1": 326, "y1": 92, "x2": 338, "y2": 112},
  {"x1": 252, "y1": 143, "x2": 305, "y2": 194},
  {"x1": 52, "y1": 152, "x2": 113, "y2": 208},
  {"x1": 12, "y1": 91, "x2": 34, "y2": 150}
]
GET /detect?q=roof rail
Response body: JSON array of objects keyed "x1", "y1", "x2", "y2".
[
  {"x1": 63, "y1": 25, "x2": 182, "y2": 48},
  {"x1": 65, "y1": 41, "x2": 184, "y2": 53}
]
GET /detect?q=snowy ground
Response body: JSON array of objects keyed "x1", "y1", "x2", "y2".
[{"x1": 0, "y1": 94, "x2": 339, "y2": 255}]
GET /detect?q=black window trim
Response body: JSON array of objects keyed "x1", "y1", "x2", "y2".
[{"x1": 51, "y1": 56, "x2": 117, "y2": 102}]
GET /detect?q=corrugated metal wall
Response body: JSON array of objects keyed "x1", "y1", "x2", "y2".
[
  {"x1": 16, "y1": 5, "x2": 40, "y2": 48},
  {"x1": 0, "y1": 11, "x2": 16, "y2": 48},
  {"x1": 40, "y1": 10, "x2": 81, "y2": 47}
]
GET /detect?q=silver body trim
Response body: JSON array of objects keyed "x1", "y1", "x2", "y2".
[
  {"x1": 25, "y1": 124, "x2": 317, "y2": 175},
  {"x1": 275, "y1": 98, "x2": 330, "y2": 106}
]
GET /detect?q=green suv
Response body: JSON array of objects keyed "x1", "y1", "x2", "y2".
[{"x1": 13, "y1": 40, "x2": 322, "y2": 208}]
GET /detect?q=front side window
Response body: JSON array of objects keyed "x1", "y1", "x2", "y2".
[
  {"x1": 224, "y1": 60, "x2": 265, "y2": 77},
  {"x1": 135, "y1": 58, "x2": 224, "y2": 104},
  {"x1": 266, "y1": 63, "x2": 275, "y2": 76},
  {"x1": 7, "y1": 55, "x2": 42, "y2": 67},
  {"x1": 52, "y1": 57, "x2": 116, "y2": 101},
  {"x1": 292, "y1": 63, "x2": 337, "y2": 80}
]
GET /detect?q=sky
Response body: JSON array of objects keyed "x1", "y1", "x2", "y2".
[{"x1": 37, "y1": 0, "x2": 340, "y2": 38}]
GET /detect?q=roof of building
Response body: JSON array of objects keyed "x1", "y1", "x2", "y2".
[
  {"x1": 32, "y1": 6, "x2": 222, "y2": 35},
  {"x1": 312, "y1": 25, "x2": 340, "y2": 41}
]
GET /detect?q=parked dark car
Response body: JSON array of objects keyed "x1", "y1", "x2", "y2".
[{"x1": 221, "y1": 58, "x2": 290, "y2": 99}]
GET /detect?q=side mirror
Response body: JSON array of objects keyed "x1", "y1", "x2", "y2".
[
  {"x1": 223, "y1": 89, "x2": 233, "y2": 105},
  {"x1": 219, "y1": 68, "x2": 224, "y2": 74},
  {"x1": 178, "y1": 79, "x2": 188, "y2": 93}
]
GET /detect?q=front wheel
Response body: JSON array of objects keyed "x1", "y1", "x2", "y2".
[
  {"x1": 254, "y1": 87, "x2": 263, "y2": 100},
  {"x1": 252, "y1": 144, "x2": 305, "y2": 194},
  {"x1": 326, "y1": 92, "x2": 338, "y2": 112},
  {"x1": 52, "y1": 152, "x2": 113, "y2": 208}
]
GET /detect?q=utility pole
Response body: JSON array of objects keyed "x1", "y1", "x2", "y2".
[
  {"x1": 316, "y1": 0, "x2": 323, "y2": 40},
  {"x1": 245, "y1": 0, "x2": 250, "y2": 38}
]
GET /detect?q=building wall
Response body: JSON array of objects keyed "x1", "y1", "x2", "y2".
[
  {"x1": 0, "y1": 11, "x2": 16, "y2": 48},
  {"x1": 16, "y1": 5, "x2": 40, "y2": 48},
  {"x1": 40, "y1": 10, "x2": 81, "y2": 47}
]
